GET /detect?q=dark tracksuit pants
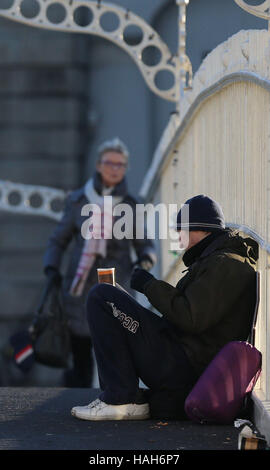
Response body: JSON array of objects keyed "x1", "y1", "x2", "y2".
[{"x1": 86, "y1": 283, "x2": 197, "y2": 417}]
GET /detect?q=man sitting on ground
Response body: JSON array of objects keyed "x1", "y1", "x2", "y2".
[{"x1": 71, "y1": 194, "x2": 258, "y2": 421}]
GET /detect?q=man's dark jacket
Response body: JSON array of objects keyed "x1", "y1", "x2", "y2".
[{"x1": 144, "y1": 230, "x2": 258, "y2": 377}]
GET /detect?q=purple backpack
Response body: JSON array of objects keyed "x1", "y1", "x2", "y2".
[{"x1": 184, "y1": 273, "x2": 262, "y2": 424}]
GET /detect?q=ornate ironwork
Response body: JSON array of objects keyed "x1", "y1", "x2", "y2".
[
  {"x1": 177, "y1": 0, "x2": 192, "y2": 98},
  {"x1": 234, "y1": 1, "x2": 270, "y2": 25},
  {"x1": 0, "y1": 1, "x2": 193, "y2": 219},
  {"x1": 0, "y1": 180, "x2": 66, "y2": 220},
  {"x1": 0, "y1": 0, "x2": 192, "y2": 103}
]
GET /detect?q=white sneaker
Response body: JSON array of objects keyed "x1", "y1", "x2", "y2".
[{"x1": 71, "y1": 398, "x2": 150, "y2": 421}]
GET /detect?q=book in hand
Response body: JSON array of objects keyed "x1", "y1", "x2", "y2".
[{"x1": 115, "y1": 282, "x2": 133, "y2": 296}]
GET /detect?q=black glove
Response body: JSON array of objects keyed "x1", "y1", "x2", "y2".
[
  {"x1": 44, "y1": 266, "x2": 62, "y2": 286},
  {"x1": 134, "y1": 254, "x2": 154, "y2": 272},
  {"x1": 130, "y1": 267, "x2": 155, "y2": 294}
]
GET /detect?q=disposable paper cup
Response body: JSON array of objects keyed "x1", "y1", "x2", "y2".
[{"x1": 97, "y1": 268, "x2": 115, "y2": 286}]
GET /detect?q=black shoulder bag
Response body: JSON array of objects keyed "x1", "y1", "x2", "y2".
[{"x1": 31, "y1": 279, "x2": 71, "y2": 368}]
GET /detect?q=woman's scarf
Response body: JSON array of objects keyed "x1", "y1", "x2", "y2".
[{"x1": 69, "y1": 173, "x2": 126, "y2": 297}]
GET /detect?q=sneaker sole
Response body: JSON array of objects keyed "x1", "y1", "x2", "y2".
[{"x1": 71, "y1": 410, "x2": 150, "y2": 421}]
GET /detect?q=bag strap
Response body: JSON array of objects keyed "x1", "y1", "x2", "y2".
[
  {"x1": 36, "y1": 277, "x2": 56, "y2": 315},
  {"x1": 249, "y1": 271, "x2": 260, "y2": 347}
]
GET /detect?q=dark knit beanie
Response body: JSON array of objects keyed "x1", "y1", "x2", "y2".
[{"x1": 176, "y1": 194, "x2": 225, "y2": 232}]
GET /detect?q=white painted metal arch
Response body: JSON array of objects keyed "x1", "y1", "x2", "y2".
[{"x1": 0, "y1": 0, "x2": 182, "y2": 102}]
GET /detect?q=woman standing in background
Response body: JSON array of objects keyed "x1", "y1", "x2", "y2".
[{"x1": 43, "y1": 138, "x2": 156, "y2": 388}]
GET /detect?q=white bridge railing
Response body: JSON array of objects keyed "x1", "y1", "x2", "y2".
[{"x1": 0, "y1": 179, "x2": 66, "y2": 220}]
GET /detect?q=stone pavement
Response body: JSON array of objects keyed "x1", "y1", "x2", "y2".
[{"x1": 0, "y1": 387, "x2": 241, "y2": 452}]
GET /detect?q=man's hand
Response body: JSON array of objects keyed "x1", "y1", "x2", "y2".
[{"x1": 130, "y1": 267, "x2": 155, "y2": 294}]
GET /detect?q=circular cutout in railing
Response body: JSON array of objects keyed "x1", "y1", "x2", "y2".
[
  {"x1": 154, "y1": 69, "x2": 175, "y2": 91},
  {"x1": 50, "y1": 197, "x2": 65, "y2": 213},
  {"x1": 28, "y1": 192, "x2": 43, "y2": 209},
  {"x1": 241, "y1": 0, "x2": 266, "y2": 5},
  {"x1": 7, "y1": 191, "x2": 22, "y2": 206},
  {"x1": 73, "y1": 5, "x2": 93, "y2": 27},
  {"x1": 46, "y1": 2, "x2": 66, "y2": 24},
  {"x1": 141, "y1": 45, "x2": 162, "y2": 67},
  {"x1": 123, "y1": 24, "x2": 144, "y2": 46},
  {"x1": 0, "y1": 0, "x2": 14, "y2": 10},
  {"x1": 99, "y1": 11, "x2": 120, "y2": 32},
  {"x1": 20, "y1": 0, "x2": 40, "y2": 19}
]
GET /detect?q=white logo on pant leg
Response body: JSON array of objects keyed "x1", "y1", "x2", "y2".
[{"x1": 107, "y1": 302, "x2": 139, "y2": 334}]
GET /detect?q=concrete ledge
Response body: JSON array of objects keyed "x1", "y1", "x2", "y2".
[{"x1": 252, "y1": 391, "x2": 270, "y2": 446}]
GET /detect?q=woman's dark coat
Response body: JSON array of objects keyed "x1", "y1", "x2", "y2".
[{"x1": 43, "y1": 175, "x2": 156, "y2": 337}]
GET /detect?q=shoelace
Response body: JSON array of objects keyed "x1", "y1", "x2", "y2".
[{"x1": 86, "y1": 399, "x2": 105, "y2": 410}]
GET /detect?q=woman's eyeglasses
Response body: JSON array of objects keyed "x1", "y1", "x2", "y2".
[{"x1": 101, "y1": 161, "x2": 127, "y2": 170}]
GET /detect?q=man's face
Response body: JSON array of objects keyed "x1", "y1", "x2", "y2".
[
  {"x1": 97, "y1": 151, "x2": 127, "y2": 187},
  {"x1": 178, "y1": 230, "x2": 190, "y2": 250},
  {"x1": 178, "y1": 230, "x2": 210, "y2": 251}
]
